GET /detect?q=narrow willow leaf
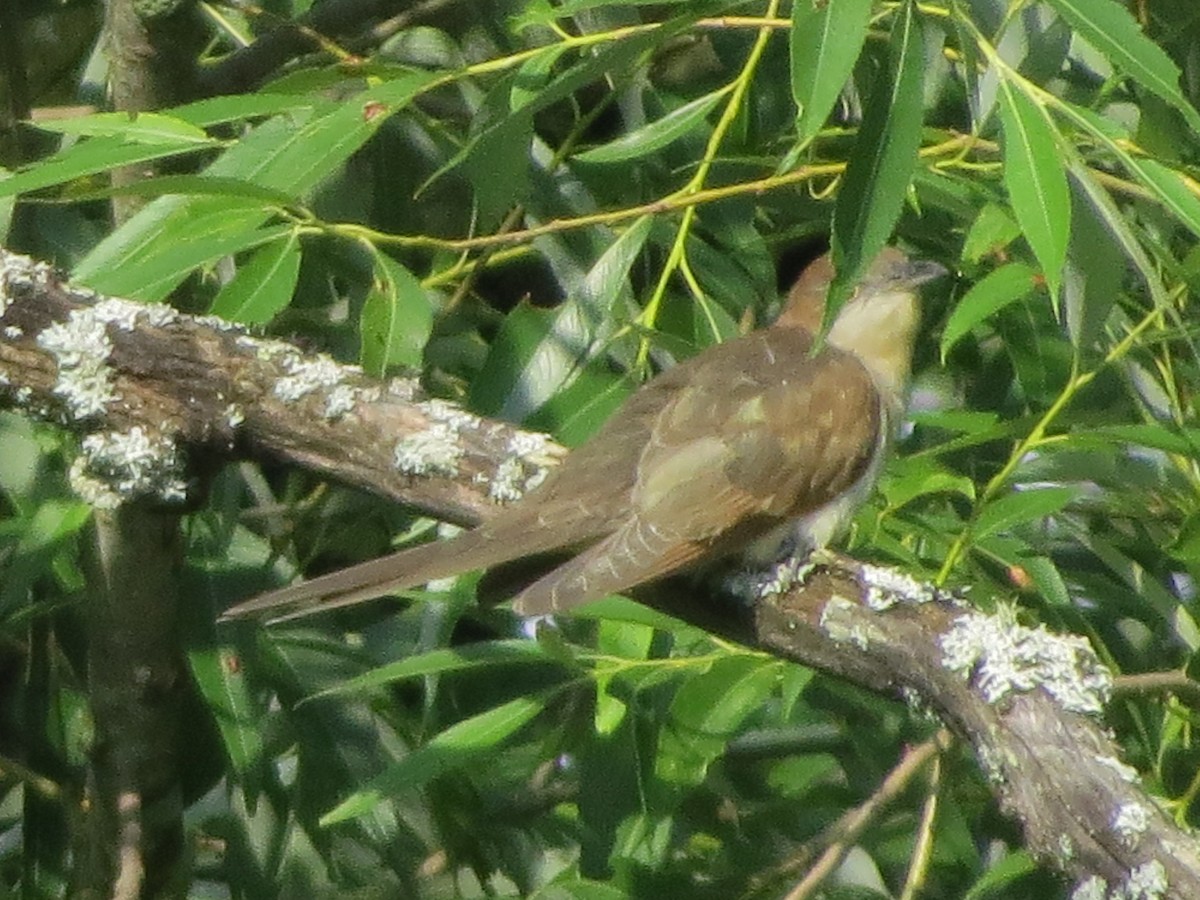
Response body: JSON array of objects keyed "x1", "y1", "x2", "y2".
[
  {"x1": 1045, "y1": 0, "x2": 1200, "y2": 136},
  {"x1": 1064, "y1": 156, "x2": 1167, "y2": 311},
  {"x1": 61, "y1": 174, "x2": 297, "y2": 207},
  {"x1": 961, "y1": 204, "x2": 1021, "y2": 264},
  {"x1": 186, "y1": 645, "x2": 264, "y2": 776},
  {"x1": 656, "y1": 656, "x2": 780, "y2": 787},
  {"x1": 361, "y1": 255, "x2": 434, "y2": 375},
  {"x1": 1062, "y1": 178, "x2": 1124, "y2": 348},
  {"x1": 75, "y1": 73, "x2": 435, "y2": 297},
  {"x1": 171, "y1": 93, "x2": 323, "y2": 127},
  {"x1": 477, "y1": 217, "x2": 652, "y2": 422},
  {"x1": 1123, "y1": 157, "x2": 1200, "y2": 239},
  {"x1": 0, "y1": 135, "x2": 218, "y2": 198},
  {"x1": 33, "y1": 111, "x2": 212, "y2": 144},
  {"x1": 790, "y1": 0, "x2": 875, "y2": 143},
  {"x1": 940, "y1": 262, "x2": 1038, "y2": 360},
  {"x1": 98, "y1": 214, "x2": 291, "y2": 300},
  {"x1": 997, "y1": 79, "x2": 1070, "y2": 297},
  {"x1": 829, "y1": 0, "x2": 927, "y2": 319},
  {"x1": 310, "y1": 640, "x2": 554, "y2": 700},
  {"x1": 574, "y1": 89, "x2": 725, "y2": 164},
  {"x1": 209, "y1": 231, "x2": 301, "y2": 324},
  {"x1": 320, "y1": 693, "x2": 549, "y2": 824},
  {"x1": 879, "y1": 457, "x2": 977, "y2": 509},
  {"x1": 973, "y1": 487, "x2": 1077, "y2": 540},
  {"x1": 511, "y1": 44, "x2": 569, "y2": 112}
]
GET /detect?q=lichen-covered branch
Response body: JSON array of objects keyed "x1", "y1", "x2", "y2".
[
  {"x1": 752, "y1": 562, "x2": 1200, "y2": 900},
  {"x1": 0, "y1": 249, "x2": 562, "y2": 526}
]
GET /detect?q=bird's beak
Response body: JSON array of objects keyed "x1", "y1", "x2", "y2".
[{"x1": 903, "y1": 258, "x2": 949, "y2": 287}]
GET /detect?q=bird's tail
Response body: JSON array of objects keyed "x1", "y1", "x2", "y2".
[{"x1": 220, "y1": 526, "x2": 525, "y2": 623}]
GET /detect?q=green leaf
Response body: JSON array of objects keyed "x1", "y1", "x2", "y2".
[
  {"x1": 1044, "y1": 0, "x2": 1200, "y2": 136},
  {"x1": 1065, "y1": 155, "x2": 1169, "y2": 312},
  {"x1": 656, "y1": 655, "x2": 780, "y2": 787},
  {"x1": 829, "y1": 0, "x2": 926, "y2": 318},
  {"x1": 1063, "y1": 177, "x2": 1125, "y2": 348},
  {"x1": 208, "y1": 231, "x2": 302, "y2": 324},
  {"x1": 972, "y1": 487, "x2": 1078, "y2": 541},
  {"x1": 789, "y1": 0, "x2": 875, "y2": 143},
  {"x1": 187, "y1": 645, "x2": 264, "y2": 776},
  {"x1": 360, "y1": 254, "x2": 434, "y2": 375},
  {"x1": 997, "y1": 80, "x2": 1071, "y2": 298},
  {"x1": 1083, "y1": 423, "x2": 1200, "y2": 455},
  {"x1": 320, "y1": 692, "x2": 550, "y2": 824},
  {"x1": 75, "y1": 73, "x2": 435, "y2": 297},
  {"x1": 79, "y1": 200, "x2": 290, "y2": 300},
  {"x1": 32, "y1": 111, "x2": 212, "y2": 144},
  {"x1": 960, "y1": 204, "x2": 1021, "y2": 264},
  {"x1": 435, "y1": 12, "x2": 697, "y2": 205},
  {"x1": 1080, "y1": 533, "x2": 1200, "y2": 649},
  {"x1": 310, "y1": 640, "x2": 555, "y2": 700},
  {"x1": 0, "y1": 135, "x2": 219, "y2": 199},
  {"x1": 878, "y1": 457, "x2": 976, "y2": 510},
  {"x1": 574, "y1": 88, "x2": 725, "y2": 164},
  {"x1": 511, "y1": 44, "x2": 570, "y2": 112},
  {"x1": 476, "y1": 217, "x2": 652, "y2": 422},
  {"x1": 963, "y1": 849, "x2": 1038, "y2": 899},
  {"x1": 1122, "y1": 157, "x2": 1200, "y2": 240},
  {"x1": 170, "y1": 93, "x2": 326, "y2": 127},
  {"x1": 525, "y1": 364, "x2": 635, "y2": 446},
  {"x1": 940, "y1": 262, "x2": 1038, "y2": 360},
  {"x1": 60, "y1": 174, "x2": 298, "y2": 208}
]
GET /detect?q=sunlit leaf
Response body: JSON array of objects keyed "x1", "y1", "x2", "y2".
[
  {"x1": 830, "y1": 0, "x2": 926, "y2": 320},
  {"x1": 790, "y1": 0, "x2": 875, "y2": 143},
  {"x1": 997, "y1": 79, "x2": 1070, "y2": 297},
  {"x1": 941, "y1": 261, "x2": 1038, "y2": 360},
  {"x1": 209, "y1": 230, "x2": 301, "y2": 324}
]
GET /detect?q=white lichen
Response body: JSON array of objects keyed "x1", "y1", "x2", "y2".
[
  {"x1": 524, "y1": 466, "x2": 549, "y2": 492},
  {"x1": 1121, "y1": 860, "x2": 1167, "y2": 899},
  {"x1": 1057, "y1": 833, "x2": 1074, "y2": 862},
  {"x1": 272, "y1": 350, "x2": 373, "y2": 419},
  {"x1": 1112, "y1": 802, "x2": 1150, "y2": 848},
  {"x1": 394, "y1": 423, "x2": 463, "y2": 476},
  {"x1": 0, "y1": 253, "x2": 57, "y2": 318},
  {"x1": 507, "y1": 429, "x2": 560, "y2": 465},
  {"x1": 720, "y1": 554, "x2": 814, "y2": 602},
  {"x1": 421, "y1": 397, "x2": 480, "y2": 432},
  {"x1": 1070, "y1": 875, "x2": 1106, "y2": 900},
  {"x1": 4, "y1": 325, "x2": 23, "y2": 339},
  {"x1": 860, "y1": 563, "x2": 938, "y2": 609},
  {"x1": 36, "y1": 308, "x2": 116, "y2": 418},
  {"x1": 92, "y1": 297, "x2": 145, "y2": 331},
  {"x1": 69, "y1": 426, "x2": 188, "y2": 509},
  {"x1": 1095, "y1": 754, "x2": 1139, "y2": 784},
  {"x1": 939, "y1": 607, "x2": 1112, "y2": 715},
  {"x1": 820, "y1": 595, "x2": 884, "y2": 650},
  {"x1": 489, "y1": 457, "x2": 527, "y2": 502},
  {"x1": 140, "y1": 303, "x2": 178, "y2": 327},
  {"x1": 974, "y1": 741, "x2": 1009, "y2": 786}
]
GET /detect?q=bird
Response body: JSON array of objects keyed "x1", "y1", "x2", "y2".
[{"x1": 221, "y1": 247, "x2": 944, "y2": 623}]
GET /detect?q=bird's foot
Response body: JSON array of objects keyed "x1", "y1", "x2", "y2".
[{"x1": 720, "y1": 552, "x2": 820, "y2": 603}]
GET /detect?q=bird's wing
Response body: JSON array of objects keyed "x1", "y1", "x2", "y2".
[
  {"x1": 220, "y1": 378, "x2": 677, "y2": 622},
  {"x1": 512, "y1": 330, "x2": 883, "y2": 615}
]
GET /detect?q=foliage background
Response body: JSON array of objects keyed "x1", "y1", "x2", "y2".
[{"x1": 2, "y1": 0, "x2": 1200, "y2": 897}]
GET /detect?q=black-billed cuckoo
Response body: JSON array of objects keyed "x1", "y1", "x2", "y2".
[{"x1": 223, "y1": 247, "x2": 943, "y2": 623}]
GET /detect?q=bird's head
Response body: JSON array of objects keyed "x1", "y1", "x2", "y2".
[{"x1": 777, "y1": 247, "x2": 946, "y2": 402}]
